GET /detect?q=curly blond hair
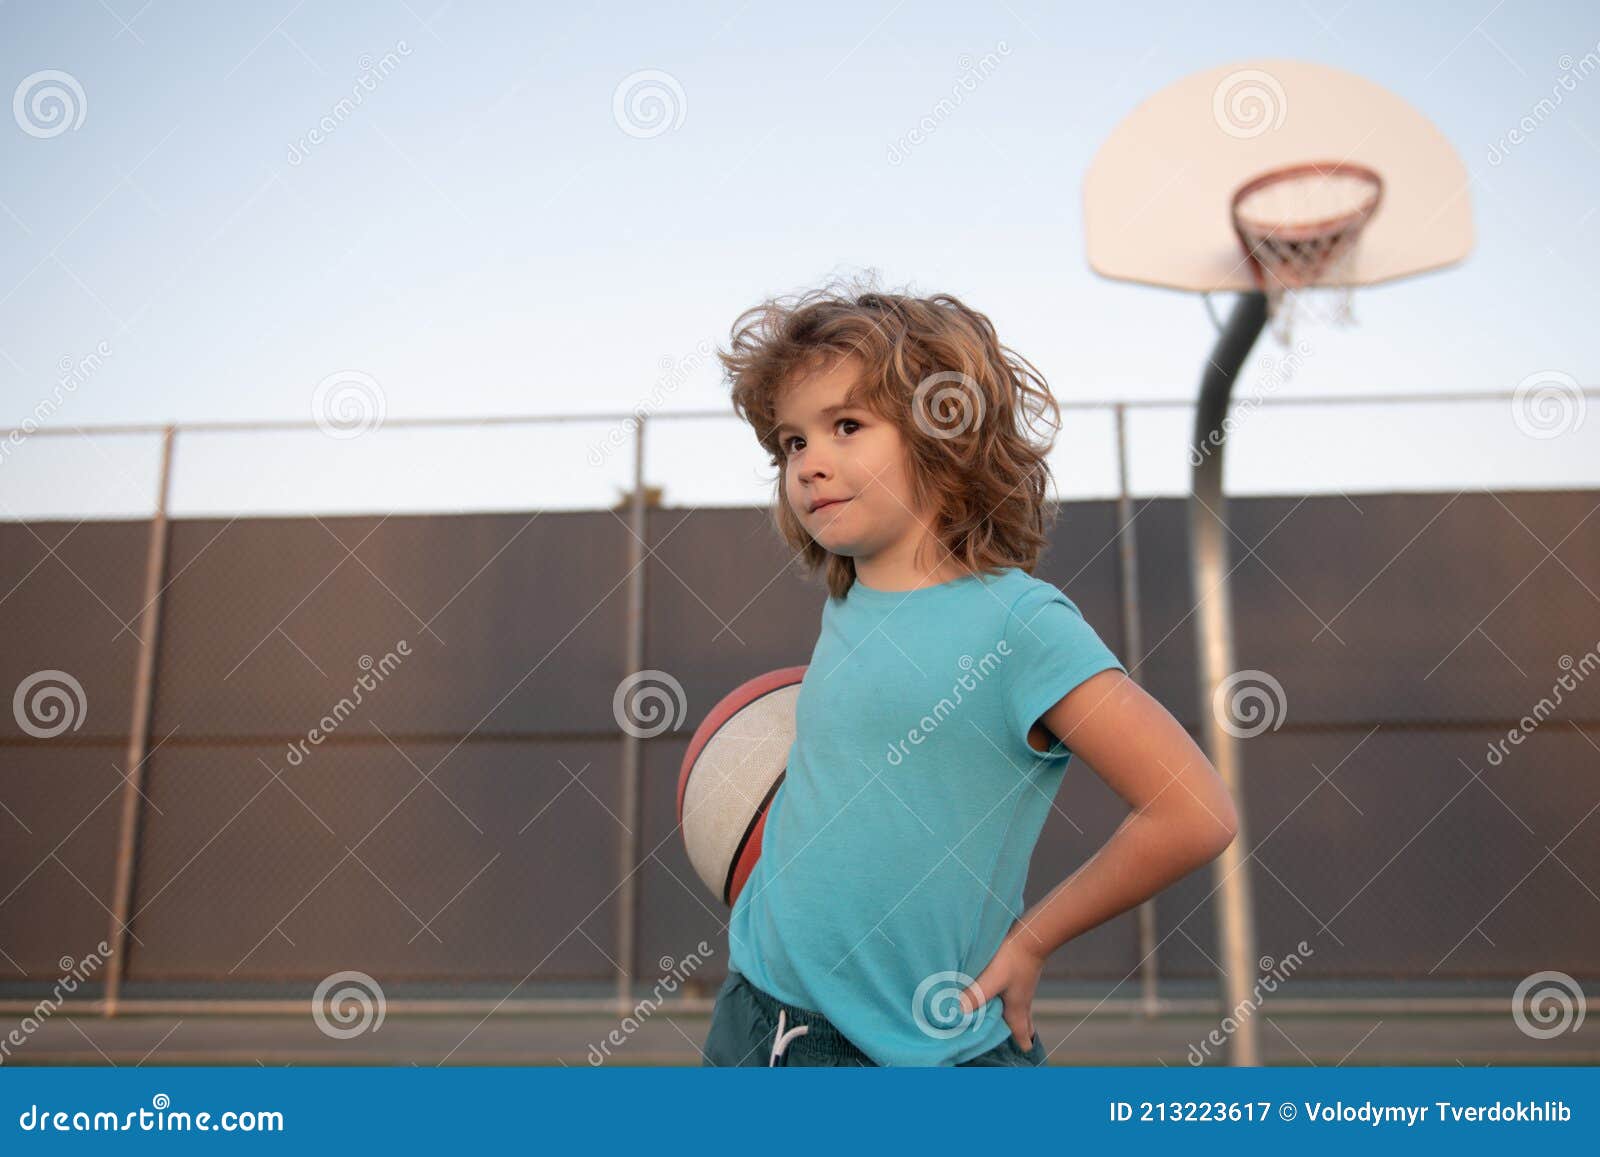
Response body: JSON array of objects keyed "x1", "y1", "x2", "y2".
[{"x1": 718, "y1": 272, "x2": 1066, "y2": 600}]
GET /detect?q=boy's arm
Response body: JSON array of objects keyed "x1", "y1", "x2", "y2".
[{"x1": 1009, "y1": 668, "x2": 1239, "y2": 963}]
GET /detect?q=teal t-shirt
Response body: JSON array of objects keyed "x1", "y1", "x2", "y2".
[{"x1": 726, "y1": 564, "x2": 1127, "y2": 1066}]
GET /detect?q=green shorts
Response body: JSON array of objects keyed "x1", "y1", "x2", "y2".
[{"x1": 700, "y1": 969, "x2": 1048, "y2": 1067}]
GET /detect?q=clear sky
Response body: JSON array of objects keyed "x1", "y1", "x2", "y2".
[{"x1": 0, "y1": 1, "x2": 1595, "y2": 519}]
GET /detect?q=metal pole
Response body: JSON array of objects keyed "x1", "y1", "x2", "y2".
[
  {"x1": 1189, "y1": 292, "x2": 1269, "y2": 1066},
  {"x1": 1112, "y1": 404, "x2": 1160, "y2": 1017},
  {"x1": 4, "y1": 386, "x2": 1596, "y2": 443},
  {"x1": 615, "y1": 416, "x2": 648, "y2": 1012},
  {"x1": 104, "y1": 425, "x2": 176, "y2": 1016}
]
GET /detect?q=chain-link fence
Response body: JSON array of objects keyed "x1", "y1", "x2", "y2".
[{"x1": 1, "y1": 391, "x2": 1597, "y2": 1022}]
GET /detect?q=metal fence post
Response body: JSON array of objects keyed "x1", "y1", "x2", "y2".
[
  {"x1": 1113, "y1": 404, "x2": 1160, "y2": 1015},
  {"x1": 615, "y1": 416, "x2": 648, "y2": 1011},
  {"x1": 103, "y1": 425, "x2": 176, "y2": 1016}
]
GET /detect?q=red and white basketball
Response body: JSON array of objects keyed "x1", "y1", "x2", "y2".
[{"x1": 676, "y1": 666, "x2": 806, "y2": 906}]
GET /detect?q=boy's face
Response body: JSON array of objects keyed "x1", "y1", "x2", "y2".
[{"x1": 773, "y1": 354, "x2": 935, "y2": 564}]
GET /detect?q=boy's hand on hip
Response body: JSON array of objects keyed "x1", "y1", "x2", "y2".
[{"x1": 956, "y1": 933, "x2": 1047, "y2": 1051}]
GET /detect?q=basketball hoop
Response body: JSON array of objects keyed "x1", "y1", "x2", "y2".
[{"x1": 1231, "y1": 161, "x2": 1384, "y2": 345}]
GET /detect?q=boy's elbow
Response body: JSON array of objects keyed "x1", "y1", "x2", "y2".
[
  {"x1": 1158, "y1": 791, "x2": 1236, "y2": 866},
  {"x1": 1205, "y1": 790, "x2": 1240, "y2": 858},
  {"x1": 1182, "y1": 763, "x2": 1238, "y2": 861}
]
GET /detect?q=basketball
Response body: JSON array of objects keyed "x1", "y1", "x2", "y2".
[{"x1": 676, "y1": 666, "x2": 806, "y2": 906}]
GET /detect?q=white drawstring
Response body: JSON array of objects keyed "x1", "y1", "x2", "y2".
[{"x1": 768, "y1": 1007, "x2": 810, "y2": 1066}]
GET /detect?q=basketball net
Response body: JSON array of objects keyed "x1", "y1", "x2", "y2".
[
  {"x1": 1262, "y1": 248, "x2": 1359, "y2": 346},
  {"x1": 1231, "y1": 162, "x2": 1384, "y2": 347}
]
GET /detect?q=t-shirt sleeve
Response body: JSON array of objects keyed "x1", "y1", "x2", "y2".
[{"x1": 998, "y1": 583, "x2": 1126, "y2": 764}]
